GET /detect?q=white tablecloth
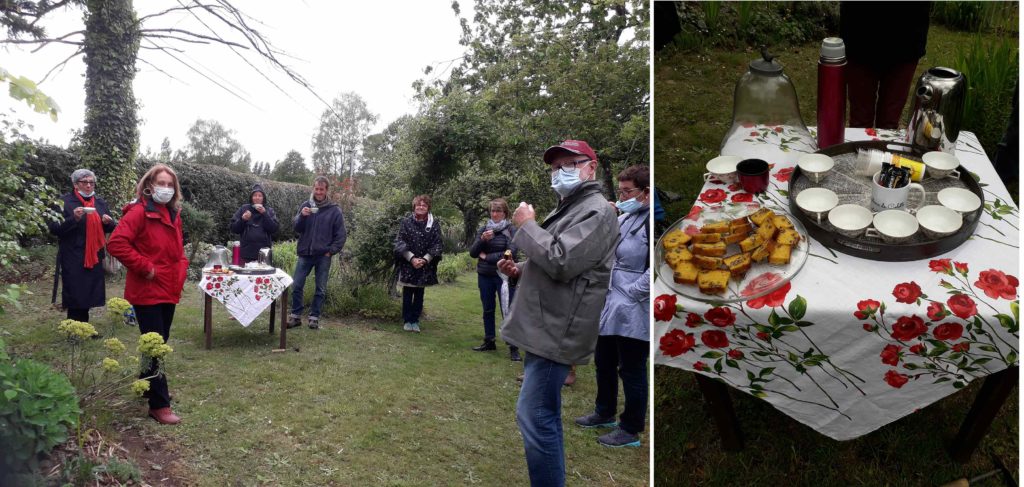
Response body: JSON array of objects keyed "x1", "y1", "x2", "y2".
[
  {"x1": 198, "y1": 269, "x2": 293, "y2": 327},
  {"x1": 654, "y1": 127, "x2": 1019, "y2": 440}
]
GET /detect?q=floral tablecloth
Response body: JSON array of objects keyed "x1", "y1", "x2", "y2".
[
  {"x1": 654, "y1": 127, "x2": 1020, "y2": 441},
  {"x1": 197, "y1": 270, "x2": 293, "y2": 327}
]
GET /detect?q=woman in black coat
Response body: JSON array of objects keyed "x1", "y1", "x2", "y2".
[
  {"x1": 394, "y1": 194, "x2": 443, "y2": 333},
  {"x1": 48, "y1": 169, "x2": 117, "y2": 323},
  {"x1": 230, "y1": 184, "x2": 280, "y2": 264},
  {"x1": 467, "y1": 198, "x2": 521, "y2": 360}
]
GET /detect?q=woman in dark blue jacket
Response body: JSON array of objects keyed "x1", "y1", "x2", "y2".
[
  {"x1": 48, "y1": 169, "x2": 117, "y2": 323},
  {"x1": 394, "y1": 194, "x2": 443, "y2": 333},
  {"x1": 230, "y1": 184, "x2": 280, "y2": 264},
  {"x1": 467, "y1": 198, "x2": 521, "y2": 360}
]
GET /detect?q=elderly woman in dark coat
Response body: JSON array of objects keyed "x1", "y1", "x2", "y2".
[
  {"x1": 230, "y1": 183, "x2": 280, "y2": 264},
  {"x1": 468, "y1": 197, "x2": 521, "y2": 360},
  {"x1": 48, "y1": 168, "x2": 117, "y2": 323},
  {"x1": 394, "y1": 194, "x2": 443, "y2": 333}
]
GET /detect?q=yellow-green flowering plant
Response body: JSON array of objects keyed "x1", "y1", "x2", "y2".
[
  {"x1": 130, "y1": 379, "x2": 150, "y2": 397},
  {"x1": 57, "y1": 319, "x2": 97, "y2": 342},
  {"x1": 105, "y1": 297, "x2": 135, "y2": 336}
]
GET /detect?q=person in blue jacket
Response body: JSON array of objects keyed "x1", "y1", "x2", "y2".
[
  {"x1": 287, "y1": 176, "x2": 346, "y2": 330},
  {"x1": 229, "y1": 183, "x2": 280, "y2": 264}
]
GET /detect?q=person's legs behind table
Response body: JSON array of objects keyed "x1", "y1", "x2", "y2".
[
  {"x1": 135, "y1": 303, "x2": 179, "y2": 424},
  {"x1": 874, "y1": 61, "x2": 920, "y2": 129},
  {"x1": 846, "y1": 60, "x2": 883, "y2": 128},
  {"x1": 307, "y1": 254, "x2": 332, "y2": 329},
  {"x1": 516, "y1": 351, "x2": 572, "y2": 487},
  {"x1": 598, "y1": 335, "x2": 647, "y2": 447},
  {"x1": 288, "y1": 255, "x2": 316, "y2": 328}
]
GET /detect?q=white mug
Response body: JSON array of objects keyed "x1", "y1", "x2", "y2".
[
  {"x1": 703, "y1": 155, "x2": 741, "y2": 184},
  {"x1": 922, "y1": 151, "x2": 961, "y2": 179},
  {"x1": 870, "y1": 171, "x2": 925, "y2": 213}
]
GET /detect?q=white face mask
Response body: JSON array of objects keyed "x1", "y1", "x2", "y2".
[
  {"x1": 550, "y1": 168, "x2": 583, "y2": 198},
  {"x1": 78, "y1": 190, "x2": 95, "y2": 198},
  {"x1": 152, "y1": 187, "x2": 175, "y2": 204}
]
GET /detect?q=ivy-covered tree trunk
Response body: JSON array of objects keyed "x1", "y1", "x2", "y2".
[{"x1": 81, "y1": 0, "x2": 140, "y2": 207}]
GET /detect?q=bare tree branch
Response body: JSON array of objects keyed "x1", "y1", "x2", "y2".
[
  {"x1": 0, "y1": 29, "x2": 84, "y2": 53},
  {"x1": 38, "y1": 45, "x2": 83, "y2": 84},
  {"x1": 140, "y1": 28, "x2": 247, "y2": 49},
  {"x1": 138, "y1": 43, "x2": 185, "y2": 53},
  {"x1": 136, "y1": 4, "x2": 226, "y2": 24},
  {"x1": 143, "y1": 37, "x2": 261, "y2": 111}
]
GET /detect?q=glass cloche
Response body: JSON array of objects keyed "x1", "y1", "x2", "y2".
[
  {"x1": 203, "y1": 245, "x2": 231, "y2": 271},
  {"x1": 720, "y1": 49, "x2": 817, "y2": 159}
]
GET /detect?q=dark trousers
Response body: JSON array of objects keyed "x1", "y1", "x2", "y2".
[
  {"x1": 594, "y1": 335, "x2": 649, "y2": 435},
  {"x1": 66, "y1": 308, "x2": 89, "y2": 323},
  {"x1": 402, "y1": 286, "x2": 425, "y2": 324},
  {"x1": 477, "y1": 274, "x2": 515, "y2": 340},
  {"x1": 134, "y1": 303, "x2": 175, "y2": 410},
  {"x1": 847, "y1": 60, "x2": 920, "y2": 129}
]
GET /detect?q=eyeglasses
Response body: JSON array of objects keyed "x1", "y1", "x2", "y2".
[
  {"x1": 616, "y1": 187, "x2": 643, "y2": 198},
  {"x1": 550, "y1": 159, "x2": 592, "y2": 173},
  {"x1": 76, "y1": 180, "x2": 96, "y2": 186}
]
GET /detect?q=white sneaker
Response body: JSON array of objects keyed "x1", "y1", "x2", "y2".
[
  {"x1": 410, "y1": 322, "x2": 421, "y2": 333},
  {"x1": 403, "y1": 323, "x2": 414, "y2": 332}
]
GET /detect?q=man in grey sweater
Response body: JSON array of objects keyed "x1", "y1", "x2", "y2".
[{"x1": 498, "y1": 140, "x2": 619, "y2": 487}]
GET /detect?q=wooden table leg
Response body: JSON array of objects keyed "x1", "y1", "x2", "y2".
[
  {"x1": 694, "y1": 373, "x2": 744, "y2": 451},
  {"x1": 203, "y1": 294, "x2": 212, "y2": 350},
  {"x1": 279, "y1": 289, "x2": 288, "y2": 349},
  {"x1": 269, "y1": 296, "x2": 276, "y2": 335},
  {"x1": 949, "y1": 366, "x2": 1018, "y2": 463}
]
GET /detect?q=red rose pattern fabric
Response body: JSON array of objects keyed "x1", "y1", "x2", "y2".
[
  {"x1": 773, "y1": 167, "x2": 794, "y2": 182},
  {"x1": 890, "y1": 315, "x2": 927, "y2": 341},
  {"x1": 699, "y1": 188, "x2": 727, "y2": 204},
  {"x1": 884, "y1": 370, "x2": 909, "y2": 388},
  {"x1": 654, "y1": 294, "x2": 677, "y2": 322},
  {"x1": 880, "y1": 344, "x2": 901, "y2": 366},
  {"x1": 975, "y1": 269, "x2": 1019, "y2": 300},
  {"x1": 892, "y1": 282, "x2": 922, "y2": 304},
  {"x1": 659, "y1": 329, "x2": 695, "y2": 357},
  {"x1": 703, "y1": 307, "x2": 736, "y2": 327},
  {"x1": 945, "y1": 295, "x2": 977, "y2": 319},
  {"x1": 701, "y1": 330, "x2": 729, "y2": 349},
  {"x1": 746, "y1": 282, "x2": 792, "y2": 309},
  {"x1": 932, "y1": 322, "x2": 963, "y2": 341}
]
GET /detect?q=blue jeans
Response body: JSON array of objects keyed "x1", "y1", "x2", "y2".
[
  {"x1": 517, "y1": 352, "x2": 571, "y2": 487},
  {"x1": 401, "y1": 286, "x2": 424, "y2": 323},
  {"x1": 291, "y1": 254, "x2": 331, "y2": 318},
  {"x1": 478, "y1": 274, "x2": 515, "y2": 340}
]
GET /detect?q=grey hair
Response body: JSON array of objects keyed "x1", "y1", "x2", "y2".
[{"x1": 71, "y1": 169, "x2": 96, "y2": 185}]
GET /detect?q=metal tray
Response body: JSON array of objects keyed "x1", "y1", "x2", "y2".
[
  {"x1": 788, "y1": 140, "x2": 984, "y2": 261},
  {"x1": 228, "y1": 265, "x2": 277, "y2": 275}
]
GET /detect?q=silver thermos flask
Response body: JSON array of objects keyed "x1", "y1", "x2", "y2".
[{"x1": 905, "y1": 67, "x2": 966, "y2": 155}]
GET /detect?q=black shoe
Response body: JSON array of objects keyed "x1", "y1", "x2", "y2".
[
  {"x1": 509, "y1": 346, "x2": 522, "y2": 362},
  {"x1": 472, "y1": 339, "x2": 496, "y2": 352},
  {"x1": 286, "y1": 315, "x2": 302, "y2": 329}
]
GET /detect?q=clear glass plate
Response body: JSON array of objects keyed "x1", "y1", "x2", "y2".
[{"x1": 654, "y1": 202, "x2": 809, "y2": 303}]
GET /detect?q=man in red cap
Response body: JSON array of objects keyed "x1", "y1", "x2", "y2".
[{"x1": 497, "y1": 139, "x2": 619, "y2": 486}]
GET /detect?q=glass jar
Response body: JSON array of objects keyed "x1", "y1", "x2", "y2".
[{"x1": 720, "y1": 50, "x2": 817, "y2": 158}]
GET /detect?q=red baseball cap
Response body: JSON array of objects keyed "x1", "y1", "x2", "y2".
[{"x1": 543, "y1": 140, "x2": 598, "y2": 164}]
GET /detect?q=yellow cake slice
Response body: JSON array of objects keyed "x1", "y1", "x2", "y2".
[
  {"x1": 722, "y1": 253, "x2": 752, "y2": 277},
  {"x1": 723, "y1": 231, "x2": 748, "y2": 245},
  {"x1": 692, "y1": 241, "x2": 727, "y2": 257},
  {"x1": 772, "y1": 215, "x2": 795, "y2": 230},
  {"x1": 749, "y1": 208, "x2": 776, "y2": 226},
  {"x1": 755, "y1": 221, "x2": 777, "y2": 242},
  {"x1": 662, "y1": 229, "x2": 691, "y2": 250},
  {"x1": 672, "y1": 261, "x2": 700, "y2": 285},
  {"x1": 692, "y1": 254, "x2": 723, "y2": 270},
  {"x1": 664, "y1": 246, "x2": 693, "y2": 267},
  {"x1": 750, "y1": 240, "x2": 776, "y2": 263},
  {"x1": 698, "y1": 270, "x2": 731, "y2": 295},
  {"x1": 769, "y1": 244, "x2": 793, "y2": 265},
  {"x1": 700, "y1": 221, "x2": 731, "y2": 234},
  {"x1": 738, "y1": 234, "x2": 765, "y2": 253},
  {"x1": 776, "y1": 228, "x2": 802, "y2": 246},
  {"x1": 729, "y1": 221, "x2": 754, "y2": 235},
  {"x1": 691, "y1": 232, "x2": 722, "y2": 244}
]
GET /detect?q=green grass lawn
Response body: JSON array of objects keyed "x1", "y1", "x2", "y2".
[
  {"x1": 1, "y1": 271, "x2": 648, "y2": 486},
  {"x1": 654, "y1": 24, "x2": 1019, "y2": 223}
]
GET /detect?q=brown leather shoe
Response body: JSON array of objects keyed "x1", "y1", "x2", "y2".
[
  {"x1": 149, "y1": 407, "x2": 182, "y2": 425},
  {"x1": 563, "y1": 366, "x2": 577, "y2": 386}
]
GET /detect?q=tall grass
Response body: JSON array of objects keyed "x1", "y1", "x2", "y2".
[
  {"x1": 932, "y1": 1, "x2": 1019, "y2": 34},
  {"x1": 952, "y1": 36, "x2": 1018, "y2": 158}
]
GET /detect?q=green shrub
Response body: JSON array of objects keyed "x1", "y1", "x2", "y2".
[
  {"x1": 932, "y1": 1, "x2": 1018, "y2": 34},
  {"x1": 953, "y1": 36, "x2": 1018, "y2": 159},
  {"x1": 0, "y1": 341, "x2": 81, "y2": 476},
  {"x1": 436, "y1": 252, "x2": 476, "y2": 284},
  {"x1": 671, "y1": 1, "x2": 840, "y2": 52}
]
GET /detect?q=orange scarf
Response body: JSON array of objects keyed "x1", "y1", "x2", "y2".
[{"x1": 75, "y1": 193, "x2": 106, "y2": 269}]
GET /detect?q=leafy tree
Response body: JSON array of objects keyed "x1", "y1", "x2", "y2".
[
  {"x1": 175, "y1": 119, "x2": 252, "y2": 173},
  {"x1": 251, "y1": 161, "x2": 271, "y2": 176},
  {"x1": 269, "y1": 150, "x2": 313, "y2": 184},
  {"x1": 311, "y1": 92, "x2": 377, "y2": 180},
  {"x1": 158, "y1": 137, "x2": 172, "y2": 161}
]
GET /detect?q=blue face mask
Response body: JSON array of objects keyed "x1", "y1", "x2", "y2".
[
  {"x1": 78, "y1": 190, "x2": 95, "y2": 198},
  {"x1": 615, "y1": 197, "x2": 644, "y2": 214},
  {"x1": 550, "y1": 168, "x2": 582, "y2": 198}
]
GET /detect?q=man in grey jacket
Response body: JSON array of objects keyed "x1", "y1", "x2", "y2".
[
  {"x1": 498, "y1": 140, "x2": 619, "y2": 487},
  {"x1": 288, "y1": 176, "x2": 346, "y2": 330}
]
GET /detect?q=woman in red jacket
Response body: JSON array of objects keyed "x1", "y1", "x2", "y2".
[{"x1": 107, "y1": 164, "x2": 189, "y2": 425}]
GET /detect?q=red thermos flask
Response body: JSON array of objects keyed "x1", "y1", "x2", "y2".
[
  {"x1": 816, "y1": 37, "x2": 846, "y2": 149},
  {"x1": 231, "y1": 241, "x2": 241, "y2": 266}
]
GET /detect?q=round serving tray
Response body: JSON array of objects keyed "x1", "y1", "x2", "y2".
[
  {"x1": 228, "y1": 265, "x2": 277, "y2": 275},
  {"x1": 788, "y1": 140, "x2": 984, "y2": 261}
]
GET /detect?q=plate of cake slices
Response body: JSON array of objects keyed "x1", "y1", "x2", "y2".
[{"x1": 655, "y1": 202, "x2": 809, "y2": 303}]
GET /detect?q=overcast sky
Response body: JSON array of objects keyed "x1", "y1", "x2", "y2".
[{"x1": 4, "y1": 1, "x2": 471, "y2": 166}]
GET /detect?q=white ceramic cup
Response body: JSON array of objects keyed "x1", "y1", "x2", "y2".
[
  {"x1": 81, "y1": 207, "x2": 96, "y2": 214},
  {"x1": 827, "y1": 204, "x2": 873, "y2": 238},
  {"x1": 922, "y1": 151, "x2": 961, "y2": 179},
  {"x1": 915, "y1": 204, "x2": 963, "y2": 239},
  {"x1": 703, "y1": 155, "x2": 742, "y2": 184},
  {"x1": 937, "y1": 187, "x2": 982, "y2": 215},
  {"x1": 795, "y1": 187, "x2": 838, "y2": 225},
  {"x1": 797, "y1": 153, "x2": 835, "y2": 184},
  {"x1": 870, "y1": 171, "x2": 925, "y2": 212},
  {"x1": 309, "y1": 206, "x2": 319, "y2": 214},
  {"x1": 866, "y1": 210, "x2": 919, "y2": 243},
  {"x1": 253, "y1": 204, "x2": 264, "y2": 211}
]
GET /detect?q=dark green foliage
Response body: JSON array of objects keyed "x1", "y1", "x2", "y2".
[
  {"x1": 175, "y1": 119, "x2": 252, "y2": 173},
  {"x1": 0, "y1": 339, "x2": 81, "y2": 476},
  {"x1": 269, "y1": 150, "x2": 313, "y2": 184},
  {"x1": 180, "y1": 201, "x2": 213, "y2": 263},
  {"x1": 932, "y1": 1, "x2": 1019, "y2": 34},
  {"x1": 1, "y1": 120, "x2": 61, "y2": 270},
  {"x1": 953, "y1": 36, "x2": 1018, "y2": 159},
  {"x1": 670, "y1": 1, "x2": 840, "y2": 52},
  {"x1": 80, "y1": 0, "x2": 140, "y2": 206}
]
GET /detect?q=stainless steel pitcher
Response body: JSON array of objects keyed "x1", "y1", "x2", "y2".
[{"x1": 905, "y1": 67, "x2": 966, "y2": 154}]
